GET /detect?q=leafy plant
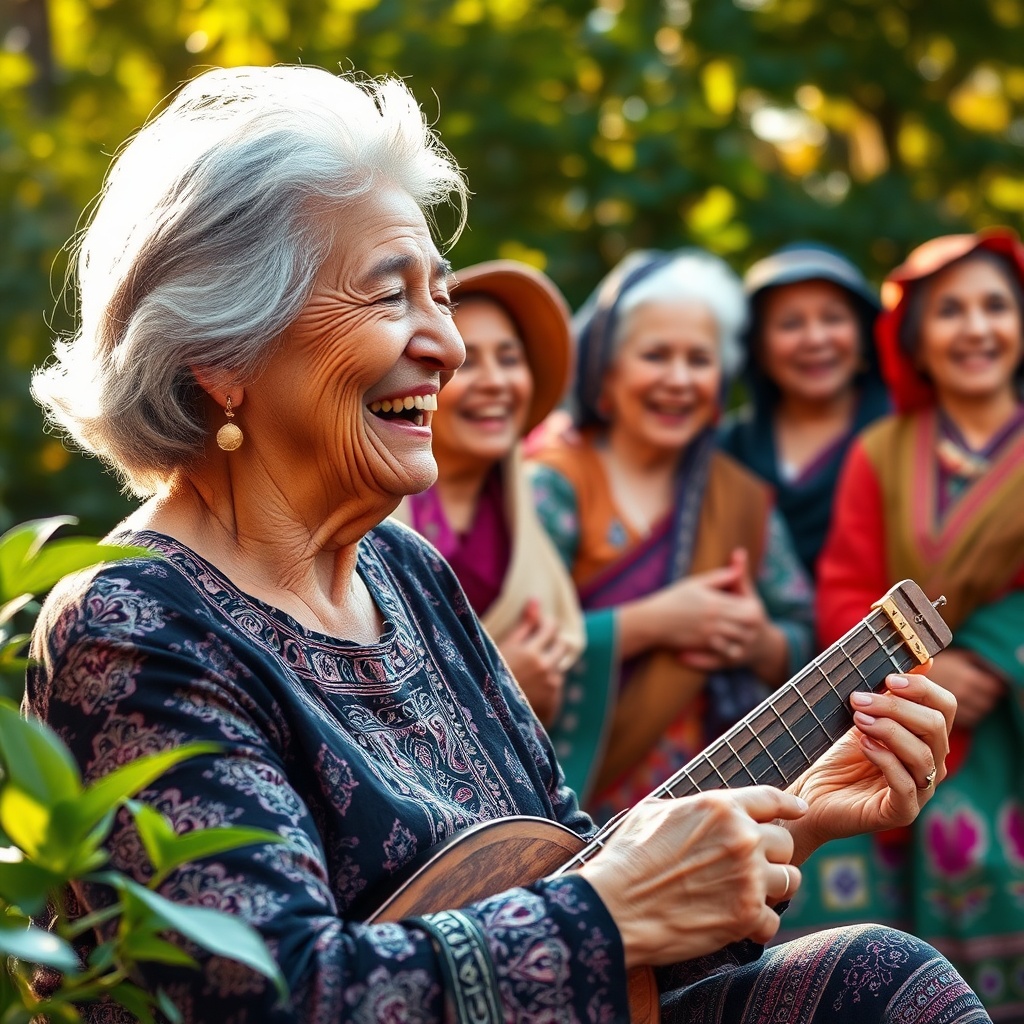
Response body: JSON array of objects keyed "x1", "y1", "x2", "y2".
[
  {"x1": 0, "y1": 518, "x2": 287, "y2": 1023},
  {"x1": 0, "y1": 517, "x2": 151, "y2": 703}
]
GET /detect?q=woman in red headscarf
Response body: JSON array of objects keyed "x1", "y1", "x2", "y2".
[{"x1": 816, "y1": 229, "x2": 1024, "y2": 1020}]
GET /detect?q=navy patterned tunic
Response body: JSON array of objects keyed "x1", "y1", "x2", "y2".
[{"x1": 27, "y1": 523, "x2": 631, "y2": 1022}]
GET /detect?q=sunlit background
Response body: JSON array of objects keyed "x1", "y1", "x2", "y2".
[{"x1": 2, "y1": 0, "x2": 1023, "y2": 533}]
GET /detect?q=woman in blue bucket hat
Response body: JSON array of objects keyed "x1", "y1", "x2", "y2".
[{"x1": 721, "y1": 244, "x2": 890, "y2": 577}]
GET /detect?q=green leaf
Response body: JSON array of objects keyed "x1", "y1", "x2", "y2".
[
  {"x1": 0, "y1": 633, "x2": 29, "y2": 666},
  {"x1": 120, "y1": 932, "x2": 198, "y2": 969},
  {"x1": 16, "y1": 540, "x2": 155, "y2": 598},
  {"x1": 108, "y1": 877, "x2": 286, "y2": 999},
  {"x1": 0, "y1": 788, "x2": 52, "y2": 861},
  {"x1": 0, "y1": 920, "x2": 79, "y2": 974},
  {"x1": 86, "y1": 940, "x2": 118, "y2": 973},
  {"x1": 0, "y1": 700, "x2": 81, "y2": 807},
  {"x1": 107, "y1": 981, "x2": 157, "y2": 1024},
  {"x1": 0, "y1": 596, "x2": 32, "y2": 628},
  {"x1": 0, "y1": 852, "x2": 60, "y2": 916},
  {"x1": 127, "y1": 801, "x2": 282, "y2": 887},
  {"x1": 0, "y1": 518, "x2": 77, "y2": 603},
  {"x1": 55, "y1": 742, "x2": 221, "y2": 844},
  {"x1": 156, "y1": 987, "x2": 184, "y2": 1024}
]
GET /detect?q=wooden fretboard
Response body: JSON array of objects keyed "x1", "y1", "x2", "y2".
[{"x1": 556, "y1": 579, "x2": 952, "y2": 872}]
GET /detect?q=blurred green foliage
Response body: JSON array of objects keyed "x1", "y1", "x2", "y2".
[
  {"x1": 2, "y1": 0, "x2": 1023, "y2": 534},
  {"x1": 0, "y1": 517, "x2": 285, "y2": 1022}
]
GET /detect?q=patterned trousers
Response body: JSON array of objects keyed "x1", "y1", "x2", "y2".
[{"x1": 659, "y1": 925, "x2": 992, "y2": 1023}]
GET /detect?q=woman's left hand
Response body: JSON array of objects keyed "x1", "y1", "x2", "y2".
[{"x1": 784, "y1": 666, "x2": 955, "y2": 865}]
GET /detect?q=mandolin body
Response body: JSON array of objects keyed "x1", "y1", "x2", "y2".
[{"x1": 368, "y1": 814, "x2": 660, "y2": 1023}]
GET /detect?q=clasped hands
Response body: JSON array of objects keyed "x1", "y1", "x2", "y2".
[
  {"x1": 651, "y1": 547, "x2": 777, "y2": 671},
  {"x1": 579, "y1": 667, "x2": 954, "y2": 970}
]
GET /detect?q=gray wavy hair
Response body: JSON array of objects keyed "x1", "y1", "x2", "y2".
[
  {"x1": 614, "y1": 251, "x2": 747, "y2": 379},
  {"x1": 32, "y1": 65, "x2": 468, "y2": 496}
]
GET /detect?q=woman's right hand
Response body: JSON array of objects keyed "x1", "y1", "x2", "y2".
[
  {"x1": 925, "y1": 648, "x2": 1006, "y2": 728},
  {"x1": 497, "y1": 600, "x2": 568, "y2": 727},
  {"x1": 578, "y1": 787, "x2": 808, "y2": 969},
  {"x1": 618, "y1": 560, "x2": 756, "y2": 660}
]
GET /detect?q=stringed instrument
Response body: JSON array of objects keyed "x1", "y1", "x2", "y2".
[{"x1": 369, "y1": 580, "x2": 952, "y2": 1023}]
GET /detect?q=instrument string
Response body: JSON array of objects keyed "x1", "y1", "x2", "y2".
[{"x1": 557, "y1": 593, "x2": 935, "y2": 874}]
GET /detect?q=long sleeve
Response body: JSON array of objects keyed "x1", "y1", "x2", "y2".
[
  {"x1": 26, "y1": 533, "x2": 629, "y2": 1024},
  {"x1": 816, "y1": 440, "x2": 889, "y2": 648}
]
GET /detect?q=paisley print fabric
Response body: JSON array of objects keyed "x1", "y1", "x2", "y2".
[
  {"x1": 27, "y1": 523, "x2": 627, "y2": 1022},
  {"x1": 26, "y1": 522, "x2": 989, "y2": 1023},
  {"x1": 659, "y1": 926, "x2": 990, "y2": 1024}
]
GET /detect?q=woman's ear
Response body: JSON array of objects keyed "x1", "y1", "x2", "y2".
[{"x1": 191, "y1": 366, "x2": 244, "y2": 410}]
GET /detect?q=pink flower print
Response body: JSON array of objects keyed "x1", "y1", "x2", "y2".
[
  {"x1": 924, "y1": 807, "x2": 987, "y2": 879},
  {"x1": 999, "y1": 802, "x2": 1024, "y2": 867}
]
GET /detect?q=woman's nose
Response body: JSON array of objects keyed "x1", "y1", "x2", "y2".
[
  {"x1": 804, "y1": 318, "x2": 830, "y2": 346},
  {"x1": 665, "y1": 357, "x2": 693, "y2": 385},
  {"x1": 964, "y1": 304, "x2": 990, "y2": 337},
  {"x1": 412, "y1": 312, "x2": 465, "y2": 375}
]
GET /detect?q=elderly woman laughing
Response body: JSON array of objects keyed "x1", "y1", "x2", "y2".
[{"x1": 26, "y1": 65, "x2": 987, "y2": 1024}]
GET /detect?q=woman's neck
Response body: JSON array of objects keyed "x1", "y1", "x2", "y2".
[
  {"x1": 125, "y1": 474, "x2": 385, "y2": 644},
  {"x1": 772, "y1": 387, "x2": 858, "y2": 474},
  {"x1": 603, "y1": 423, "x2": 683, "y2": 477},
  {"x1": 938, "y1": 388, "x2": 1022, "y2": 450},
  {"x1": 599, "y1": 425, "x2": 682, "y2": 535},
  {"x1": 774, "y1": 386, "x2": 857, "y2": 429},
  {"x1": 432, "y1": 457, "x2": 495, "y2": 535}
]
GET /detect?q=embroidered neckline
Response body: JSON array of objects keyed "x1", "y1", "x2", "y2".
[{"x1": 120, "y1": 529, "x2": 422, "y2": 693}]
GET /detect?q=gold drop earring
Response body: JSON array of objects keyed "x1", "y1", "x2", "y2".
[{"x1": 216, "y1": 395, "x2": 244, "y2": 451}]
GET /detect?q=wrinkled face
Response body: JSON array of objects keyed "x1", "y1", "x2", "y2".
[
  {"x1": 758, "y1": 280, "x2": 862, "y2": 404},
  {"x1": 244, "y1": 185, "x2": 464, "y2": 521},
  {"x1": 431, "y1": 296, "x2": 534, "y2": 469},
  {"x1": 602, "y1": 300, "x2": 721, "y2": 455},
  {"x1": 916, "y1": 256, "x2": 1024, "y2": 406}
]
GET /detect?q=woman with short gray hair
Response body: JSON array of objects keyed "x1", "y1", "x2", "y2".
[
  {"x1": 26, "y1": 66, "x2": 983, "y2": 1024},
  {"x1": 34, "y1": 64, "x2": 466, "y2": 494},
  {"x1": 531, "y1": 249, "x2": 814, "y2": 817}
]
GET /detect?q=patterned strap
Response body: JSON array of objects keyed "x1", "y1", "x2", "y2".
[{"x1": 410, "y1": 910, "x2": 503, "y2": 1024}]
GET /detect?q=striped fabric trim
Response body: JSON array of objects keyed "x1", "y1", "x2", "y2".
[{"x1": 411, "y1": 911, "x2": 503, "y2": 1024}]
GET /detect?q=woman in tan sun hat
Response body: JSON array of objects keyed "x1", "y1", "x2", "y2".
[{"x1": 393, "y1": 260, "x2": 596, "y2": 736}]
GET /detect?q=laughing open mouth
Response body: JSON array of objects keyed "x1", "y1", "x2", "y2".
[{"x1": 368, "y1": 393, "x2": 437, "y2": 427}]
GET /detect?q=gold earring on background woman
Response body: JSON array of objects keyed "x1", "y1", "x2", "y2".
[{"x1": 216, "y1": 395, "x2": 243, "y2": 451}]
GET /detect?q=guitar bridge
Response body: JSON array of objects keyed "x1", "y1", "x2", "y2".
[{"x1": 870, "y1": 595, "x2": 931, "y2": 664}]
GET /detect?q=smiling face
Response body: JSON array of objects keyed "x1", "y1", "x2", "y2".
[
  {"x1": 757, "y1": 280, "x2": 862, "y2": 405},
  {"x1": 602, "y1": 299, "x2": 721, "y2": 456},
  {"x1": 915, "y1": 254, "x2": 1024, "y2": 408},
  {"x1": 430, "y1": 296, "x2": 534, "y2": 471},
  {"x1": 241, "y1": 185, "x2": 464, "y2": 523}
]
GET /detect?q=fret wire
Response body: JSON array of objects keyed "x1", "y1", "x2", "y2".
[
  {"x1": 723, "y1": 736, "x2": 758, "y2": 786},
  {"x1": 751, "y1": 727, "x2": 786, "y2": 780},
  {"x1": 792, "y1": 686, "x2": 829, "y2": 740},
  {"x1": 780, "y1": 613, "x2": 896, "y2": 749},
  {"x1": 740, "y1": 719, "x2": 784, "y2": 784},
  {"x1": 568, "y1": 603, "x2": 936, "y2": 876},
  {"x1": 707, "y1": 758, "x2": 730, "y2": 788},
  {"x1": 800, "y1": 612, "x2": 897, "y2": 706},
  {"x1": 839, "y1": 636, "x2": 873, "y2": 685},
  {"x1": 723, "y1": 609, "x2": 893, "y2": 750},
  {"x1": 666, "y1": 766, "x2": 701, "y2": 799},
  {"x1": 671, "y1": 605, "x2": 930, "y2": 802},
  {"x1": 772, "y1": 704, "x2": 810, "y2": 761},
  {"x1": 866, "y1": 617, "x2": 903, "y2": 673}
]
